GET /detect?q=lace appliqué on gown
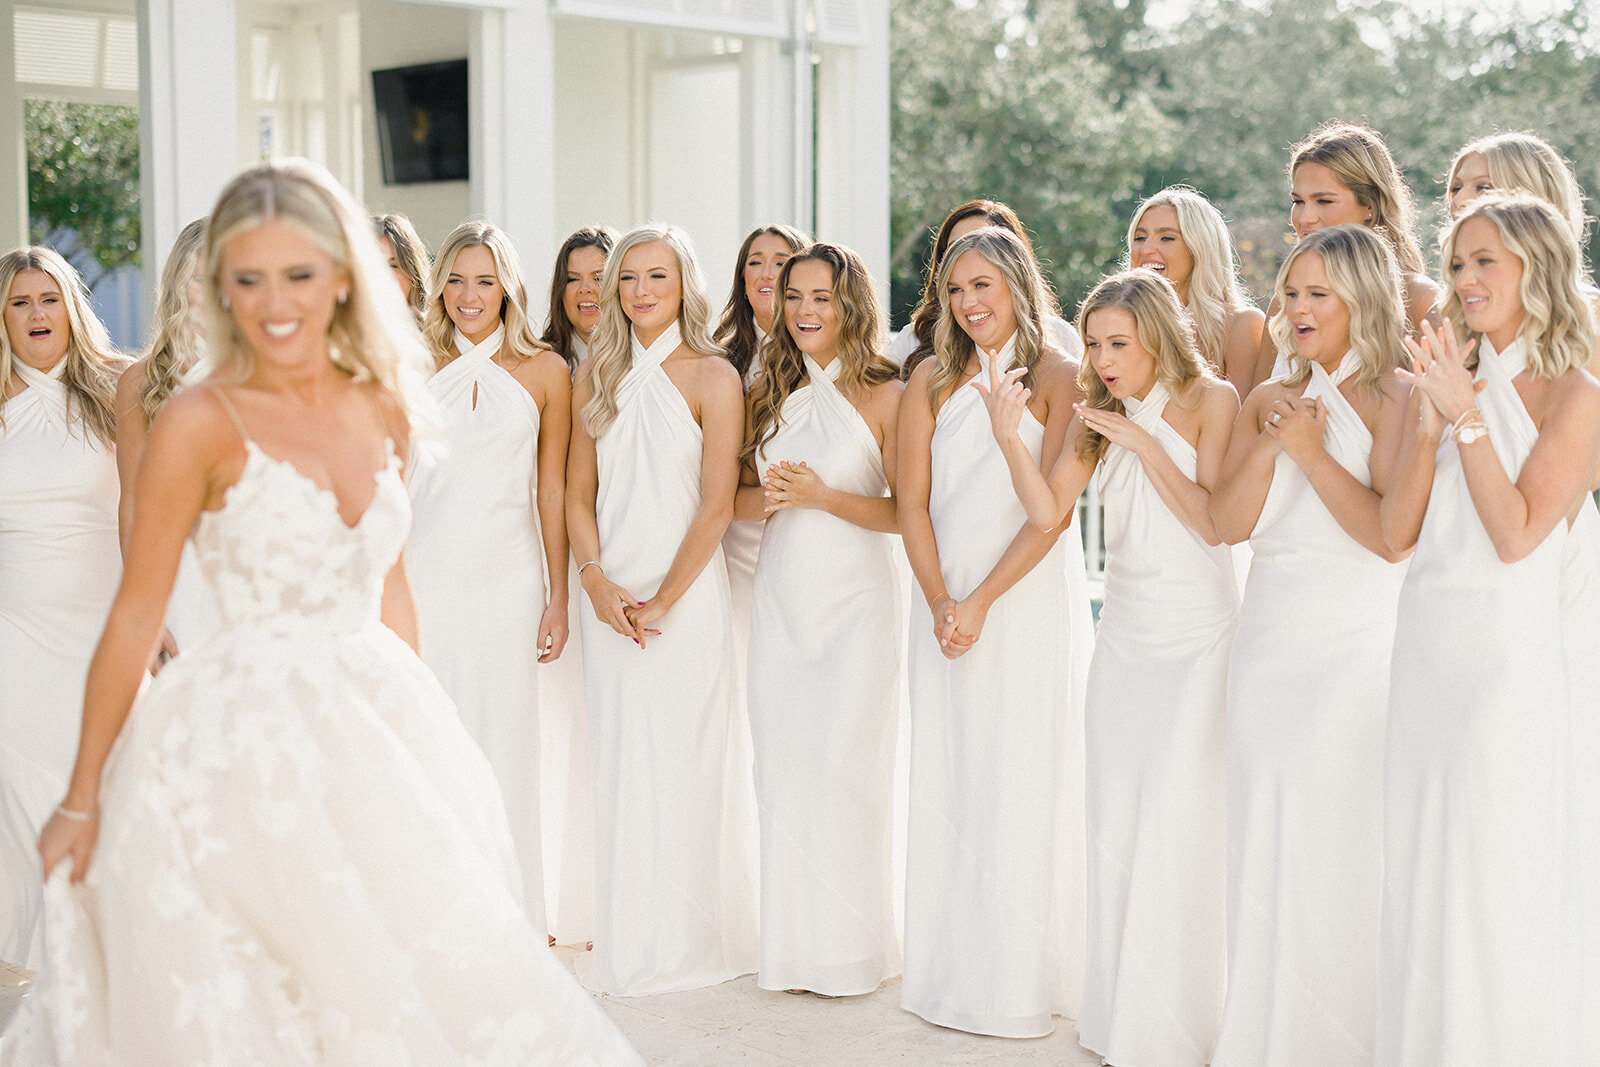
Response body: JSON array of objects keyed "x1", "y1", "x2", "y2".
[{"x1": 2, "y1": 443, "x2": 638, "y2": 1066}]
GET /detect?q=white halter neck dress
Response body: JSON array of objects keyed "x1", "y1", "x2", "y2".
[
  {"x1": 747, "y1": 355, "x2": 901, "y2": 996},
  {"x1": 0, "y1": 359, "x2": 121, "y2": 969},
  {"x1": 575, "y1": 323, "x2": 759, "y2": 995},
  {"x1": 901, "y1": 340, "x2": 1089, "y2": 1038},
  {"x1": 1378, "y1": 337, "x2": 1583, "y2": 1063},
  {"x1": 1213, "y1": 352, "x2": 1407, "y2": 1066},
  {"x1": 407, "y1": 323, "x2": 550, "y2": 932},
  {"x1": 1076, "y1": 381, "x2": 1237, "y2": 1066}
]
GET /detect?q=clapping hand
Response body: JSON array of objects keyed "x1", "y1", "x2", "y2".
[{"x1": 1398, "y1": 318, "x2": 1482, "y2": 436}]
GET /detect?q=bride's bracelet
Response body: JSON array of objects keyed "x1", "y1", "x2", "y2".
[
  {"x1": 55, "y1": 804, "x2": 99, "y2": 823},
  {"x1": 577, "y1": 560, "x2": 603, "y2": 579}
]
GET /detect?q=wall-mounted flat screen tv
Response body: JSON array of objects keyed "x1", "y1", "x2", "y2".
[{"x1": 372, "y1": 59, "x2": 469, "y2": 184}]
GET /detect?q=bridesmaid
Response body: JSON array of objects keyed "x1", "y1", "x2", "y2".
[
  {"x1": 712, "y1": 224, "x2": 808, "y2": 715},
  {"x1": 1209, "y1": 224, "x2": 1412, "y2": 1066},
  {"x1": 568, "y1": 224, "x2": 758, "y2": 995},
  {"x1": 977, "y1": 269, "x2": 1239, "y2": 1065},
  {"x1": 0, "y1": 246, "x2": 126, "y2": 967},
  {"x1": 1252, "y1": 123, "x2": 1440, "y2": 384},
  {"x1": 534, "y1": 224, "x2": 618, "y2": 949},
  {"x1": 408, "y1": 220, "x2": 572, "y2": 936},
  {"x1": 1378, "y1": 194, "x2": 1600, "y2": 1064},
  {"x1": 1446, "y1": 134, "x2": 1600, "y2": 1051},
  {"x1": 113, "y1": 219, "x2": 218, "y2": 653},
  {"x1": 541, "y1": 226, "x2": 617, "y2": 368},
  {"x1": 898, "y1": 225, "x2": 1089, "y2": 1038},
  {"x1": 1127, "y1": 186, "x2": 1265, "y2": 393},
  {"x1": 1446, "y1": 132, "x2": 1600, "y2": 370},
  {"x1": 373, "y1": 212, "x2": 430, "y2": 318},
  {"x1": 892, "y1": 199, "x2": 1082, "y2": 373},
  {"x1": 737, "y1": 243, "x2": 904, "y2": 998}
]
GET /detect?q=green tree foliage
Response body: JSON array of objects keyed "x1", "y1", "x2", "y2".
[
  {"x1": 26, "y1": 100, "x2": 141, "y2": 283},
  {"x1": 889, "y1": 0, "x2": 1173, "y2": 323},
  {"x1": 1149, "y1": 0, "x2": 1600, "y2": 297},
  {"x1": 893, "y1": 0, "x2": 1600, "y2": 319}
]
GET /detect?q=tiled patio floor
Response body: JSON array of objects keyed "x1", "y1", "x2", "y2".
[
  {"x1": 1, "y1": 951, "x2": 1100, "y2": 1064},
  {"x1": 554, "y1": 948, "x2": 1100, "y2": 1065}
]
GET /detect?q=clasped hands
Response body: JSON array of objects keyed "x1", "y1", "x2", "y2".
[
  {"x1": 762, "y1": 460, "x2": 829, "y2": 513},
  {"x1": 931, "y1": 592, "x2": 988, "y2": 661},
  {"x1": 1396, "y1": 318, "x2": 1483, "y2": 437},
  {"x1": 581, "y1": 565, "x2": 665, "y2": 649}
]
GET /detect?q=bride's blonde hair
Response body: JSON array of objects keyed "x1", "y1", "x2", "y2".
[
  {"x1": 581, "y1": 224, "x2": 720, "y2": 436},
  {"x1": 198, "y1": 158, "x2": 434, "y2": 426}
]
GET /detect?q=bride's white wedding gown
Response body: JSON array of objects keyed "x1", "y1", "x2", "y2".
[{"x1": 0, "y1": 406, "x2": 638, "y2": 1065}]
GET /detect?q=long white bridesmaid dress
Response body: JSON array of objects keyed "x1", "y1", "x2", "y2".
[
  {"x1": 1379, "y1": 337, "x2": 1583, "y2": 1064},
  {"x1": 1076, "y1": 383, "x2": 1236, "y2": 1066},
  {"x1": 407, "y1": 323, "x2": 547, "y2": 929},
  {"x1": 1563, "y1": 495, "x2": 1600, "y2": 1061},
  {"x1": 1213, "y1": 353, "x2": 1406, "y2": 1067},
  {"x1": 540, "y1": 335, "x2": 595, "y2": 945},
  {"x1": 0, "y1": 360, "x2": 121, "y2": 968},
  {"x1": 747, "y1": 356, "x2": 901, "y2": 996},
  {"x1": 902, "y1": 342, "x2": 1088, "y2": 1038},
  {"x1": 720, "y1": 327, "x2": 766, "y2": 749},
  {"x1": 575, "y1": 322, "x2": 759, "y2": 995}
]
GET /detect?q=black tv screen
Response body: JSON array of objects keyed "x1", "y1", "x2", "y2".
[{"x1": 372, "y1": 59, "x2": 469, "y2": 185}]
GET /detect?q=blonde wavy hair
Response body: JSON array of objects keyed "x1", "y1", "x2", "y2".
[
  {"x1": 198, "y1": 158, "x2": 433, "y2": 425},
  {"x1": 1269, "y1": 224, "x2": 1407, "y2": 395},
  {"x1": 1441, "y1": 194, "x2": 1595, "y2": 380},
  {"x1": 1125, "y1": 186, "x2": 1253, "y2": 373},
  {"x1": 1448, "y1": 133, "x2": 1591, "y2": 269},
  {"x1": 138, "y1": 217, "x2": 207, "y2": 423},
  {"x1": 744, "y1": 242, "x2": 899, "y2": 463},
  {"x1": 0, "y1": 245, "x2": 126, "y2": 444},
  {"x1": 927, "y1": 227, "x2": 1054, "y2": 405},
  {"x1": 1290, "y1": 123, "x2": 1427, "y2": 277},
  {"x1": 1075, "y1": 270, "x2": 1211, "y2": 463},
  {"x1": 581, "y1": 224, "x2": 720, "y2": 437},
  {"x1": 422, "y1": 218, "x2": 551, "y2": 368}
]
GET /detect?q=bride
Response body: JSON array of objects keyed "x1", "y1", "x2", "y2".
[{"x1": 1, "y1": 159, "x2": 638, "y2": 1065}]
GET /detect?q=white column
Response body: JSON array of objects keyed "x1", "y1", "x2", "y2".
[
  {"x1": 137, "y1": 0, "x2": 240, "y2": 293},
  {"x1": 815, "y1": 0, "x2": 890, "y2": 301},
  {"x1": 0, "y1": 10, "x2": 26, "y2": 252},
  {"x1": 470, "y1": 1, "x2": 556, "y2": 279}
]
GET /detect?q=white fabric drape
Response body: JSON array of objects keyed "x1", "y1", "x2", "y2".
[
  {"x1": 1379, "y1": 337, "x2": 1582, "y2": 1063},
  {"x1": 575, "y1": 323, "x2": 759, "y2": 995},
  {"x1": 902, "y1": 340, "x2": 1089, "y2": 1038},
  {"x1": 747, "y1": 356, "x2": 901, "y2": 995},
  {"x1": 407, "y1": 323, "x2": 551, "y2": 932},
  {"x1": 1077, "y1": 381, "x2": 1237, "y2": 1066},
  {"x1": 1214, "y1": 352, "x2": 1407, "y2": 1066},
  {"x1": 0, "y1": 359, "x2": 121, "y2": 968}
]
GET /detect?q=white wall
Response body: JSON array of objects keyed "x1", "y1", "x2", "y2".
[{"x1": 359, "y1": 0, "x2": 471, "y2": 250}]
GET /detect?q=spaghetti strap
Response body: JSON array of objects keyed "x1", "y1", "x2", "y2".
[{"x1": 209, "y1": 387, "x2": 252, "y2": 446}]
